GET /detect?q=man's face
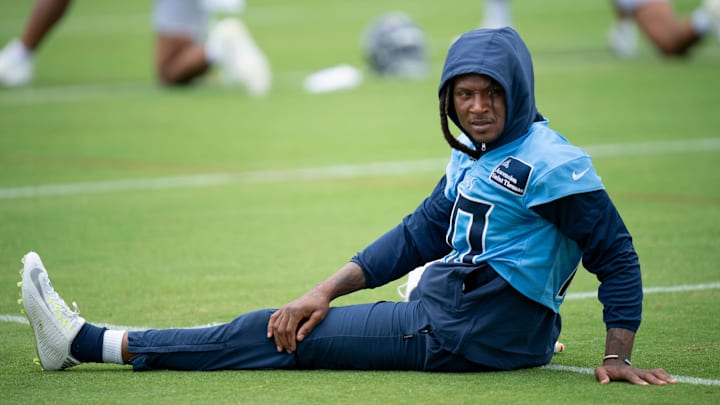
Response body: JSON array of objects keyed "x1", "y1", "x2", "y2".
[{"x1": 452, "y1": 74, "x2": 506, "y2": 145}]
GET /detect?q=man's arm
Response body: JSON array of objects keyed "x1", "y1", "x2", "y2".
[
  {"x1": 533, "y1": 191, "x2": 676, "y2": 385},
  {"x1": 266, "y1": 262, "x2": 365, "y2": 354}
]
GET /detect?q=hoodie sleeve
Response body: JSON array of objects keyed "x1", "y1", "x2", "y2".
[
  {"x1": 351, "y1": 176, "x2": 454, "y2": 288},
  {"x1": 532, "y1": 190, "x2": 643, "y2": 332}
]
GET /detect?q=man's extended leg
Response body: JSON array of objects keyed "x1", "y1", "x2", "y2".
[
  {"x1": 124, "y1": 309, "x2": 296, "y2": 370},
  {"x1": 122, "y1": 301, "x2": 430, "y2": 371},
  {"x1": 20, "y1": 251, "x2": 430, "y2": 372}
]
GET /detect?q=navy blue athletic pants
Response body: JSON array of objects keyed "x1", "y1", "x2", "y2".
[
  {"x1": 127, "y1": 300, "x2": 496, "y2": 372},
  {"x1": 126, "y1": 269, "x2": 558, "y2": 372}
]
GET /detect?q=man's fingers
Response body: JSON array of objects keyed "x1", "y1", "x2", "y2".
[
  {"x1": 653, "y1": 368, "x2": 678, "y2": 383},
  {"x1": 271, "y1": 311, "x2": 292, "y2": 352},
  {"x1": 296, "y1": 311, "x2": 324, "y2": 342},
  {"x1": 266, "y1": 310, "x2": 280, "y2": 339},
  {"x1": 282, "y1": 314, "x2": 299, "y2": 353},
  {"x1": 594, "y1": 367, "x2": 611, "y2": 384},
  {"x1": 267, "y1": 297, "x2": 330, "y2": 354},
  {"x1": 626, "y1": 371, "x2": 650, "y2": 386},
  {"x1": 595, "y1": 365, "x2": 679, "y2": 386},
  {"x1": 627, "y1": 368, "x2": 679, "y2": 386},
  {"x1": 272, "y1": 311, "x2": 302, "y2": 353},
  {"x1": 644, "y1": 368, "x2": 678, "y2": 385}
]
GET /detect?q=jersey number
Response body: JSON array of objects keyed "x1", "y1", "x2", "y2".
[{"x1": 446, "y1": 190, "x2": 494, "y2": 264}]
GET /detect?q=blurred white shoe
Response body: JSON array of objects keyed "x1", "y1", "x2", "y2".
[
  {"x1": 704, "y1": 0, "x2": 720, "y2": 42},
  {"x1": 607, "y1": 18, "x2": 638, "y2": 58},
  {"x1": 0, "y1": 38, "x2": 34, "y2": 87},
  {"x1": 207, "y1": 18, "x2": 271, "y2": 96}
]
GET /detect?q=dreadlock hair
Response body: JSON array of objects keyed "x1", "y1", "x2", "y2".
[{"x1": 439, "y1": 82, "x2": 481, "y2": 160}]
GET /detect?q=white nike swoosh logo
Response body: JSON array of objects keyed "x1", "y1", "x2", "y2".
[{"x1": 572, "y1": 168, "x2": 590, "y2": 181}]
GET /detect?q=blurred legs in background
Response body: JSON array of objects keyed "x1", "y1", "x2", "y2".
[
  {"x1": 153, "y1": 0, "x2": 212, "y2": 86},
  {"x1": 153, "y1": 0, "x2": 271, "y2": 95},
  {"x1": 608, "y1": 0, "x2": 720, "y2": 57},
  {"x1": 0, "y1": 0, "x2": 71, "y2": 87},
  {"x1": 477, "y1": 0, "x2": 720, "y2": 58},
  {"x1": 0, "y1": 0, "x2": 271, "y2": 95}
]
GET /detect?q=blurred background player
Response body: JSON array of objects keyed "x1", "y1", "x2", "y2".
[
  {"x1": 0, "y1": 0, "x2": 271, "y2": 95},
  {"x1": 608, "y1": 0, "x2": 720, "y2": 57},
  {"x1": 153, "y1": 0, "x2": 270, "y2": 94},
  {"x1": 479, "y1": 0, "x2": 720, "y2": 58}
]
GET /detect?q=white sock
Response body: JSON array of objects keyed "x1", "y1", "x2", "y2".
[
  {"x1": 16, "y1": 39, "x2": 32, "y2": 58},
  {"x1": 2, "y1": 38, "x2": 32, "y2": 61},
  {"x1": 101, "y1": 329, "x2": 126, "y2": 364},
  {"x1": 204, "y1": 37, "x2": 222, "y2": 66},
  {"x1": 691, "y1": 8, "x2": 712, "y2": 36}
]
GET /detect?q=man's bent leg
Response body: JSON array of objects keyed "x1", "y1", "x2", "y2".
[{"x1": 295, "y1": 301, "x2": 430, "y2": 370}]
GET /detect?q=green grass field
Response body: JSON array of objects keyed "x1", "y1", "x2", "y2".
[{"x1": 1, "y1": 0, "x2": 719, "y2": 403}]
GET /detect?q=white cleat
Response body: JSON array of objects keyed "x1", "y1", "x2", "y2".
[
  {"x1": 207, "y1": 18, "x2": 271, "y2": 96},
  {"x1": 19, "y1": 251, "x2": 85, "y2": 370},
  {"x1": 0, "y1": 38, "x2": 34, "y2": 87}
]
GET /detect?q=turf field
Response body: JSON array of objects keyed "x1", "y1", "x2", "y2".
[{"x1": 1, "y1": 0, "x2": 719, "y2": 403}]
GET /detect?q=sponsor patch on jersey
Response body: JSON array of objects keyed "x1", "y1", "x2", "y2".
[{"x1": 489, "y1": 156, "x2": 532, "y2": 196}]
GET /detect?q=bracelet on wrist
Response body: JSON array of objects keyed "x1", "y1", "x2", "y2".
[{"x1": 603, "y1": 354, "x2": 632, "y2": 366}]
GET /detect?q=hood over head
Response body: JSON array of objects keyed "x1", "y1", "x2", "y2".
[{"x1": 438, "y1": 27, "x2": 543, "y2": 156}]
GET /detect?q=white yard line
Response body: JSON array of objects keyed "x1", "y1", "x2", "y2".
[
  {"x1": 565, "y1": 281, "x2": 720, "y2": 300},
  {"x1": 3, "y1": 281, "x2": 720, "y2": 385},
  {"x1": 1, "y1": 138, "x2": 718, "y2": 200},
  {"x1": 542, "y1": 364, "x2": 720, "y2": 387}
]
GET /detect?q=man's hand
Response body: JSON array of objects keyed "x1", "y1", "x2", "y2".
[
  {"x1": 596, "y1": 327, "x2": 678, "y2": 385},
  {"x1": 266, "y1": 262, "x2": 366, "y2": 354},
  {"x1": 595, "y1": 363, "x2": 678, "y2": 385},
  {"x1": 266, "y1": 289, "x2": 330, "y2": 354}
]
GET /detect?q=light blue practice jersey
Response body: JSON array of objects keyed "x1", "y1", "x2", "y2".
[{"x1": 442, "y1": 121, "x2": 604, "y2": 311}]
